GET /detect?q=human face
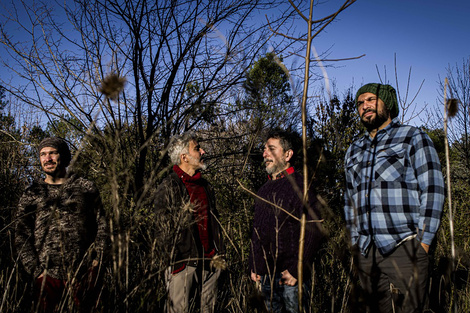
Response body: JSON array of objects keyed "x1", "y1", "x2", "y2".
[
  {"x1": 186, "y1": 140, "x2": 207, "y2": 172},
  {"x1": 357, "y1": 92, "x2": 391, "y2": 131},
  {"x1": 263, "y1": 138, "x2": 291, "y2": 177},
  {"x1": 39, "y1": 147, "x2": 63, "y2": 177}
]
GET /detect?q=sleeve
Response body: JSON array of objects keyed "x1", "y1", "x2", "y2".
[
  {"x1": 91, "y1": 185, "x2": 109, "y2": 263},
  {"x1": 248, "y1": 200, "x2": 267, "y2": 275},
  {"x1": 344, "y1": 149, "x2": 359, "y2": 246},
  {"x1": 283, "y1": 176, "x2": 323, "y2": 279},
  {"x1": 292, "y1": 187, "x2": 324, "y2": 277},
  {"x1": 412, "y1": 131, "x2": 445, "y2": 245},
  {"x1": 206, "y1": 183, "x2": 225, "y2": 255},
  {"x1": 15, "y1": 190, "x2": 42, "y2": 278},
  {"x1": 152, "y1": 176, "x2": 191, "y2": 267}
]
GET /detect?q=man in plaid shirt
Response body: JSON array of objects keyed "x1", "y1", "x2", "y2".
[{"x1": 344, "y1": 83, "x2": 445, "y2": 312}]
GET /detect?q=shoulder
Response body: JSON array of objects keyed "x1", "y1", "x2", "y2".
[
  {"x1": 159, "y1": 171, "x2": 181, "y2": 188},
  {"x1": 391, "y1": 123, "x2": 435, "y2": 149},
  {"x1": 74, "y1": 176, "x2": 96, "y2": 187},
  {"x1": 22, "y1": 179, "x2": 48, "y2": 197},
  {"x1": 345, "y1": 137, "x2": 366, "y2": 166},
  {"x1": 390, "y1": 122, "x2": 421, "y2": 137},
  {"x1": 156, "y1": 172, "x2": 185, "y2": 197},
  {"x1": 68, "y1": 176, "x2": 100, "y2": 195},
  {"x1": 345, "y1": 136, "x2": 366, "y2": 158},
  {"x1": 24, "y1": 179, "x2": 41, "y2": 192},
  {"x1": 19, "y1": 181, "x2": 43, "y2": 205}
]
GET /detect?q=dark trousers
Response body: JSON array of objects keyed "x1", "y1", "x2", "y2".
[
  {"x1": 355, "y1": 239, "x2": 429, "y2": 313},
  {"x1": 34, "y1": 267, "x2": 102, "y2": 313}
]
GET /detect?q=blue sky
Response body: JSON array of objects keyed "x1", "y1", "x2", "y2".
[
  {"x1": 289, "y1": 0, "x2": 470, "y2": 125},
  {"x1": 2, "y1": 0, "x2": 469, "y2": 127}
]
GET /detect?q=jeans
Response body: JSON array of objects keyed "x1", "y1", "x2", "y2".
[{"x1": 260, "y1": 273, "x2": 310, "y2": 313}]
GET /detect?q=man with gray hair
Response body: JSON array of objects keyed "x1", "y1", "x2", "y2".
[{"x1": 154, "y1": 133, "x2": 224, "y2": 313}]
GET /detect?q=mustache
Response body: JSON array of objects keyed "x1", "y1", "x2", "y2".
[
  {"x1": 264, "y1": 159, "x2": 273, "y2": 163},
  {"x1": 44, "y1": 161, "x2": 56, "y2": 165},
  {"x1": 362, "y1": 108, "x2": 376, "y2": 117}
]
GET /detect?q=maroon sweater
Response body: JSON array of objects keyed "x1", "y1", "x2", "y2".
[
  {"x1": 173, "y1": 165, "x2": 215, "y2": 258},
  {"x1": 249, "y1": 170, "x2": 322, "y2": 279}
]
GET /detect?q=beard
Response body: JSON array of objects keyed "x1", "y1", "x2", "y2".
[
  {"x1": 42, "y1": 162, "x2": 58, "y2": 174},
  {"x1": 361, "y1": 106, "x2": 391, "y2": 131},
  {"x1": 199, "y1": 162, "x2": 208, "y2": 171},
  {"x1": 188, "y1": 154, "x2": 207, "y2": 171},
  {"x1": 264, "y1": 158, "x2": 287, "y2": 175}
]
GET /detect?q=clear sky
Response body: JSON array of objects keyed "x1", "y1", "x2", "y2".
[
  {"x1": 293, "y1": 0, "x2": 470, "y2": 125},
  {"x1": 2, "y1": 0, "x2": 469, "y2": 127}
]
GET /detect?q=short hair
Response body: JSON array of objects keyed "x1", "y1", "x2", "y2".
[
  {"x1": 265, "y1": 129, "x2": 301, "y2": 161},
  {"x1": 168, "y1": 132, "x2": 198, "y2": 165}
]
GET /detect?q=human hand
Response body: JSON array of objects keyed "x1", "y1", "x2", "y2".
[
  {"x1": 420, "y1": 242, "x2": 430, "y2": 254},
  {"x1": 280, "y1": 270, "x2": 297, "y2": 286},
  {"x1": 251, "y1": 271, "x2": 261, "y2": 282}
]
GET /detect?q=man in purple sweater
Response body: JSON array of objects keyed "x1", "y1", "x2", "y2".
[{"x1": 249, "y1": 130, "x2": 323, "y2": 313}]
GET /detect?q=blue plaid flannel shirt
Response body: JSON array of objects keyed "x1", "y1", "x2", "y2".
[{"x1": 344, "y1": 118, "x2": 445, "y2": 256}]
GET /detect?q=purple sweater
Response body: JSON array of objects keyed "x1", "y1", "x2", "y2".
[{"x1": 249, "y1": 171, "x2": 322, "y2": 279}]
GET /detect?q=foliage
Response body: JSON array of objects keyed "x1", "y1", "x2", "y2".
[
  {"x1": 1, "y1": 1, "x2": 470, "y2": 312},
  {"x1": 239, "y1": 52, "x2": 299, "y2": 130}
]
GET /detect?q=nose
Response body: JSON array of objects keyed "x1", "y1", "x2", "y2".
[
  {"x1": 263, "y1": 150, "x2": 268, "y2": 158},
  {"x1": 199, "y1": 148, "x2": 205, "y2": 155},
  {"x1": 363, "y1": 101, "x2": 374, "y2": 110}
]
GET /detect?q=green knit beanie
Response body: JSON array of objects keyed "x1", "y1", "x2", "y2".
[{"x1": 355, "y1": 83, "x2": 399, "y2": 118}]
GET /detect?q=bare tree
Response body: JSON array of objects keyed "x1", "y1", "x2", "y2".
[
  {"x1": 375, "y1": 54, "x2": 426, "y2": 125},
  {"x1": 0, "y1": 0, "x2": 297, "y2": 196},
  {"x1": 262, "y1": 0, "x2": 359, "y2": 309},
  {"x1": 438, "y1": 58, "x2": 470, "y2": 178},
  {"x1": 0, "y1": 0, "x2": 299, "y2": 310}
]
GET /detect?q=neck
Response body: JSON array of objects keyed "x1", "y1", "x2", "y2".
[
  {"x1": 368, "y1": 117, "x2": 392, "y2": 138},
  {"x1": 178, "y1": 164, "x2": 197, "y2": 177},
  {"x1": 44, "y1": 168, "x2": 67, "y2": 185},
  {"x1": 271, "y1": 164, "x2": 290, "y2": 180},
  {"x1": 45, "y1": 175, "x2": 67, "y2": 185}
]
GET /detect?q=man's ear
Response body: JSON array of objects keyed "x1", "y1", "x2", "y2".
[{"x1": 285, "y1": 149, "x2": 293, "y2": 162}]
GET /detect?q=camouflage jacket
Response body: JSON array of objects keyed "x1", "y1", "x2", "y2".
[{"x1": 15, "y1": 174, "x2": 108, "y2": 280}]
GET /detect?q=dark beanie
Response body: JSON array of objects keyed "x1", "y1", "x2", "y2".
[
  {"x1": 355, "y1": 83, "x2": 399, "y2": 118},
  {"x1": 38, "y1": 137, "x2": 72, "y2": 167}
]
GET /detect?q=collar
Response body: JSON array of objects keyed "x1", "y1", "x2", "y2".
[
  {"x1": 269, "y1": 166, "x2": 295, "y2": 180},
  {"x1": 173, "y1": 165, "x2": 202, "y2": 182},
  {"x1": 364, "y1": 117, "x2": 400, "y2": 141}
]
